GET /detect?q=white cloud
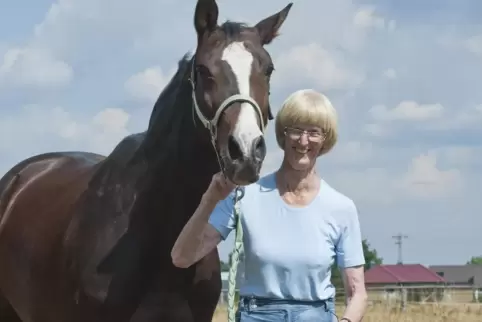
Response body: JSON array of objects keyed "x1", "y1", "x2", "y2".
[
  {"x1": 0, "y1": 105, "x2": 130, "y2": 155},
  {"x1": 353, "y1": 7, "x2": 394, "y2": 31},
  {"x1": 329, "y1": 167, "x2": 396, "y2": 205},
  {"x1": 432, "y1": 104, "x2": 482, "y2": 130},
  {"x1": 89, "y1": 108, "x2": 131, "y2": 152},
  {"x1": 362, "y1": 123, "x2": 387, "y2": 137},
  {"x1": 124, "y1": 66, "x2": 173, "y2": 102},
  {"x1": 0, "y1": 47, "x2": 72, "y2": 88},
  {"x1": 92, "y1": 108, "x2": 130, "y2": 134},
  {"x1": 274, "y1": 43, "x2": 364, "y2": 90},
  {"x1": 434, "y1": 146, "x2": 478, "y2": 166},
  {"x1": 369, "y1": 101, "x2": 444, "y2": 122},
  {"x1": 328, "y1": 151, "x2": 465, "y2": 206},
  {"x1": 328, "y1": 140, "x2": 373, "y2": 164},
  {"x1": 398, "y1": 153, "x2": 463, "y2": 199},
  {"x1": 0, "y1": 105, "x2": 76, "y2": 145},
  {"x1": 382, "y1": 68, "x2": 397, "y2": 79},
  {"x1": 465, "y1": 34, "x2": 482, "y2": 56},
  {"x1": 365, "y1": 101, "x2": 482, "y2": 136}
]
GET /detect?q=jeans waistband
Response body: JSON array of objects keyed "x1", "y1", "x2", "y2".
[{"x1": 240, "y1": 296, "x2": 333, "y2": 308}]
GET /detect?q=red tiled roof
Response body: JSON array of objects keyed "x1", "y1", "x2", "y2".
[{"x1": 365, "y1": 264, "x2": 446, "y2": 284}]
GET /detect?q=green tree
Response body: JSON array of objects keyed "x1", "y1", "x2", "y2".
[
  {"x1": 224, "y1": 248, "x2": 245, "y2": 272},
  {"x1": 467, "y1": 256, "x2": 482, "y2": 265},
  {"x1": 362, "y1": 239, "x2": 383, "y2": 270},
  {"x1": 220, "y1": 260, "x2": 230, "y2": 272}
]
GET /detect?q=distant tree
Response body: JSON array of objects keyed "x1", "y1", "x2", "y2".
[
  {"x1": 225, "y1": 248, "x2": 245, "y2": 271},
  {"x1": 362, "y1": 239, "x2": 383, "y2": 270},
  {"x1": 467, "y1": 256, "x2": 482, "y2": 265},
  {"x1": 220, "y1": 260, "x2": 230, "y2": 272}
]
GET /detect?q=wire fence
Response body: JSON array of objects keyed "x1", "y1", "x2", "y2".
[
  {"x1": 214, "y1": 295, "x2": 482, "y2": 322},
  {"x1": 218, "y1": 286, "x2": 482, "y2": 307}
]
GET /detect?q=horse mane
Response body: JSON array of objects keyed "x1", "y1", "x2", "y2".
[
  {"x1": 71, "y1": 53, "x2": 210, "y2": 297},
  {"x1": 141, "y1": 53, "x2": 195, "y2": 162}
]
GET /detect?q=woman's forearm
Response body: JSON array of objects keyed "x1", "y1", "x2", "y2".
[{"x1": 341, "y1": 290, "x2": 367, "y2": 322}]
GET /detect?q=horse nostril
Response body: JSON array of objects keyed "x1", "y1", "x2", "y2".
[
  {"x1": 252, "y1": 136, "x2": 266, "y2": 162},
  {"x1": 228, "y1": 135, "x2": 243, "y2": 161}
]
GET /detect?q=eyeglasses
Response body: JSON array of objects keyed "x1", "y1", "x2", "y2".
[{"x1": 284, "y1": 127, "x2": 325, "y2": 143}]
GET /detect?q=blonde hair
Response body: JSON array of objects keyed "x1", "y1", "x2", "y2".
[{"x1": 275, "y1": 89, "x2": 338, "y2": 156}]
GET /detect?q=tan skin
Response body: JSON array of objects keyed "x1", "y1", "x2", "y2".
[{"x1": 171, "y1": 124, "x2": 367, "y2": 322}]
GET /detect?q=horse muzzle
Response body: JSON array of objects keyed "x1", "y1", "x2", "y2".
[{"x1": 223, "y1": 134, "x2": 266, "y2": 185}]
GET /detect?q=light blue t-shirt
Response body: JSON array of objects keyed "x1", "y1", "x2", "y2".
[{"x1": 208, "y1": 172, "x2": 365, "y2": 301}]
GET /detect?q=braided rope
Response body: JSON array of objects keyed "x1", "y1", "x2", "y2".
[{"x1": 227, "y1": 187, "x2": 244, "y2": 322}]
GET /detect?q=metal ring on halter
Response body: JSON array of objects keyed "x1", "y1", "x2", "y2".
[{"x1": 234, "y1": 186, "x2": 245, "y2": 203}]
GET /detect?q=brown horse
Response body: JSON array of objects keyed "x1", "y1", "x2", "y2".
[{"x1": 0, "y1": 1, "x2": 292, "y2": 321}]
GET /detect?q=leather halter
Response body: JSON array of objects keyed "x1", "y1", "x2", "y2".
[{"x1": 188, "y1": 59, "x2": 265, "y2": 175}]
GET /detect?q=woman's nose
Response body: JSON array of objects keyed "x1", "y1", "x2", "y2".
[{"x1": 298, "y1": 133, "x2": 310, "y2": 145}]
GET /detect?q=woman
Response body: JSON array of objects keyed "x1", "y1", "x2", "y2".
[{"x1": 171, "y1": 89, "x2": 368, "y2": 322}]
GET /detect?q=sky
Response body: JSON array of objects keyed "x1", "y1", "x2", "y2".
[{"x1": 0, "y1": 0, "x2": 481, "y2": 266}]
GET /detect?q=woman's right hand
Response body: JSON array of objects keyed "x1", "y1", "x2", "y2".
[{"x1": 204, "y1": 172, "x2": 237, "y2": 203}]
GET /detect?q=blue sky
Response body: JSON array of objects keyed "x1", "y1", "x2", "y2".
[{"x1": 1, "y1": 0, "x2": 481, "y2": 266}]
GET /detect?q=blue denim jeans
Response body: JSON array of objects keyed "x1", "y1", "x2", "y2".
[{"x1": 236, "y1": 296, "x2": 338, "y2": 322}]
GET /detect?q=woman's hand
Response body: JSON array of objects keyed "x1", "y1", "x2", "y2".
[{"x1": 203, "y1": 172, "x2": 237, "y2": 203}]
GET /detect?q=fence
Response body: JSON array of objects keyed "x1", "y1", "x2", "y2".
[
  {"x1": 218, "y1": 285, "x2": 482, "y2": 307},
  {"x1": 365, "y1": 285, "x2": 481, "y2": 309}
]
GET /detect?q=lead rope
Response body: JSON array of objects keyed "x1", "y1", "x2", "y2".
[{"x1": 227, "y1": 186, "x2": 245, "y2": 322}]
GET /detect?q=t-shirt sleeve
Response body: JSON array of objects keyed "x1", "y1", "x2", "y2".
[
  {"x1": 208, "y1": 192, "x2": 236, "y2": 241},
  {"x1": 335, "y1": 199, "x2": 366, "y2": 268}
]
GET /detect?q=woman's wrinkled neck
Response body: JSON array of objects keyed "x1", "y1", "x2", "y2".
[{"x1": 276, "y1": 157, "x2": 320, "y2": 194}]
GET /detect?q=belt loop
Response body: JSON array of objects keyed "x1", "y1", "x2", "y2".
[{"x1": 248, "y1": 296, "x2": 257, "y2": 310}]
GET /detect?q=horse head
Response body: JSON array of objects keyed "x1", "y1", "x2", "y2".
[{"x1": 190, "y1": 0, "x2": 293, "y2": 186}]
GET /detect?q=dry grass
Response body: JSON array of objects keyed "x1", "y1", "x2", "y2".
[{"x1": 212, "y1": 302, "x2": 482, "y2": 321}]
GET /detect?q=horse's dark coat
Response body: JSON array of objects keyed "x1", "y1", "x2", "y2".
[{"x1": 0, "y1": 1, "x2": 293, "y2": 321}]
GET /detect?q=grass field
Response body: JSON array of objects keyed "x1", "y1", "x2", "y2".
[{"x1": 212, "y1": 303, "x2": 482, "y2": 321}]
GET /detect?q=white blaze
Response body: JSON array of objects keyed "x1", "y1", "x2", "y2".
[{"x1": 221, "y1": 41, "x2": 262, "y2": 156}]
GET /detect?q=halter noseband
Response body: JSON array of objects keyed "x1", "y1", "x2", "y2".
[{"x1": 188, "y1": 59, "x2": 266, "y2": 176}]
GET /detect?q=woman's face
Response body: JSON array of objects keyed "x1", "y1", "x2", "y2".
[{"x1": 283, "y1": 124, "x2": 324, "y2": 171}]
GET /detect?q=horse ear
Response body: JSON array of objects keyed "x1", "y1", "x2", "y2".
[
  {"x1": 254, "y1": 3, "x2": 293, "y2": 45},
  {"x1": 194, "y1": 0, "x2": 219, "y2": 36}
]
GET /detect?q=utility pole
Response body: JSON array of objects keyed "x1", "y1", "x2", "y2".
[{"x1": 392, "y1": 233, "x2": 408, "y2": 264}]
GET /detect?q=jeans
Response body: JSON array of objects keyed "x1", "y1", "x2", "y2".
[{"x1": 236, "y1": 296, "x2": 338, "y2": 322}]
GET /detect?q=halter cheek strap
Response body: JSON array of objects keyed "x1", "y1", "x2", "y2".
[{"x1": 188, "y1": 60, "x2": 266, "y2": 176}]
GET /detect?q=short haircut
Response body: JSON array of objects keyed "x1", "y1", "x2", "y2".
[{"x1": 275, "y1": 89, "x2": 338, "y2": 156}]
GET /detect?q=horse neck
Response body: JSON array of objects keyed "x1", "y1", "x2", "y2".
[
  {"x1": 133, "y1": 78, "x2": 220, "y2": 238},
  {"x1": 145, "y1": 81, "x2": 219, "y2": 188},
  {"x1": 156, "y1": 115, "x2": 219, "y2": 199}
]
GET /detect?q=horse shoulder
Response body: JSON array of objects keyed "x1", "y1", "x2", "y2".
[{"x1": 63, "y1": 133, "x2": 147, "y2": 302}]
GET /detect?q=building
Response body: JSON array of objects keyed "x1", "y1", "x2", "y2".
[
  {"x1": 364, "y1": 264, "x2": 446, "y2": 304},
  {"x1": 429, "y1": 264, "x2": 482, "y2": 302}
]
